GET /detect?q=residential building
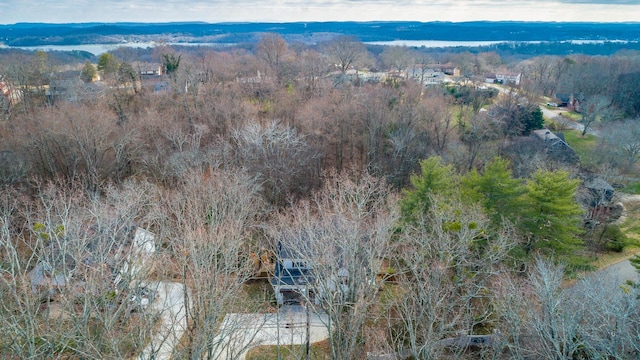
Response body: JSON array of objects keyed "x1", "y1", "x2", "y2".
[
  {"x1": 486, "y1": 72, "x2": 522, "y2": 86},
  {"x1": 272, "y1": 241, "x2": 317, "y2": 305}
]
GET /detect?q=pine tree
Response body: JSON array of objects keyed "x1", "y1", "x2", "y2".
[
  {"x1": 400, "y1": 156, "x2": 457, "y2": 221},
  {"x1": 461, "y1": 156, "x2": 525, "y2": 227},
  {"x1": 521, "y1": 169, "x2": 582, "y2": 255}
]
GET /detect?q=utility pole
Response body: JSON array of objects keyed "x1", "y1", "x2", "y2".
[{"x1": 305, "y1": 296, "x2": 311, "y2": 360}]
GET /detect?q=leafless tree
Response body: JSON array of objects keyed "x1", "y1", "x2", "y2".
[
  {"x1": 385, "y1": 197, "x2": 512, "y2": 359},
  {"x1": 298, "y1": 49, "x2": 331, "y2": 98},
  {"x1": 274, "y1": 172, "x2": 399, "y2": 360},
  {"x1": 598, "y1": 119, "x2": 640, "y2": 172},
  {"x1": 423, "y1": 94, "x2": 457, "y2": 154},
  {"x1": 159, "y1": 169, "x2": 267, "y2": 359},
  {"x1": 580, "y1": 94, "x2": 612, "y2": 136},
  {"x1": 231, "y1": 120, "x2": 320, "y2": 206},
  {"x1": 256, "y1": 33, "x2": 291, "y2": 81},
  {"x1": 322, "y1": 36, "x2": 369, "y2": 74},
  {"x1": 379, "y1": 46, "x2": 413, "y2": 72},
  {"x1": 459, "y1": 111, "x2": 501, "y2": 171},
  {"x1": 0, "y1": 180, "x2": 160, "y2": 358},
  {"x1": 495, "y1": 257, "x2": 640, "y2": 359}
]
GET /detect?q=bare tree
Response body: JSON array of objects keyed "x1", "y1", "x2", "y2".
[
  {"x1": 274, "y1": 172, "x2": 399, "y2": 359},
  {"x1": 322, "y1": 36, "x2": 369, "y2": 74},
  {"x1": 495, "y1": 257, "x2": 640, "y2": 359},
  {"x1": 231, "y1": 120, "x2": 319, "y2": 206},
  {"x1": 159, "y1": 169, "x2": 267, "y2": 359},
  {"x1": 256, "y1": 33, "x2": 291, "y2": 81},
  {"x1": 298, "y1": 49, "x2": 330, "y2": 98},
  {"x1": 580, "y1": 94, "x2": 611, "y2": 136},
  {"x1": 386, "y1": 197, "x2": 512, "y2": 359},
  {"x1": 379, "y1": 46, "x2": 413, "y2": 72},
  {"x1": 598, "y1": 119, "x2": 640, "y2": 172},
  {"x1": 0, "y1": 180, "x2": 159, "y2": 358}
]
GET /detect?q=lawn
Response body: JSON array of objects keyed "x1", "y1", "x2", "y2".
[
  {"x1": 561, "y1": 130, "x2": 598, "y2": 164},
  {"x1": 558, "y1": 110, "x2": 582, "y2": 121},
  {"x1": 623, "y1": 182, "x2": 640, "y2": 195},
  {"x1": 246, "y1": 340, "x2": 331, "y2": 360}
]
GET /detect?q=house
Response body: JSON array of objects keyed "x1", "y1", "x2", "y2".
[
  {"x1": 135, "y1": 62, "x2": 163, "y2": 77},
  {"x1": 486, "y1": 72, "x2": 522, "y2": 86},
  {"x1": 431, "y1": 63, "x2": 460, "y2": 77},
  {"x1": 29, "y1": 226, "x2": 156, "y2": 295},
  {"x1": 406, "y1": 66, "x2": 446, "y2": 85},
  {"x1": 272, "y1": 240, "x2": 317, "y2": 305},
  {"x1": 532, "y1": 128, "x2": 579, "y2": 164},
  {"x1": 496, "y1": 72, "x2": 522, "y2": 86},
  {"x1": 554, "y1": 93, "x2": 581, "y2": 112},
  {"x1": 0, "y1": 79, "x2": 22, "y2": 107},
  {"x1": 581, "y1": 176, "x2": 622, "y2": 223},
  {"x1": 422, "y1": 70, "x2": 446, "y2": 85}
]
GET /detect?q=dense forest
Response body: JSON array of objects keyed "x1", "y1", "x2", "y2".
[{"x1": 1, "y1": 33, "x2": 640, "y2": 359}]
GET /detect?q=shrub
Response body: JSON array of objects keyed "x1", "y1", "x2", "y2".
[{"x1": 603, "y1": 225, "x2": 627, "y2": 252}]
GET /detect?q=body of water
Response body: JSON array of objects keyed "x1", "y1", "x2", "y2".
[
  {"x1": 366, "y1": 39, "x2": 632, "y2": 48},
  {"x1": 366, "y1": 40, "x2": 510, "y2": 48},
  {"x1": 0, "y1": 39, "x2": 633, "y2": 55},
  {"x1": 0, "y1": 42, "x2": 233, "y2": 55}
]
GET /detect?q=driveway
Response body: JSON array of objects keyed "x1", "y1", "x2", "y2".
[
  {"x1": 211, "y1": 305, "x2": 329, "y2": 360},
  {"x1": 138, "y1": 281, "x2": 190, "y2": 360},
  {"x1": 539, "y1": 106, "x2": 585, "y2": 132},
  {"x1": 598, "y1": 258, "x2": 639, "y2": 284}
]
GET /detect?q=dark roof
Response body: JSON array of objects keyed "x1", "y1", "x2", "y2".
[
  {"x1": 584, "y1": 177, "x2": 615, "y2": 192},
  {"x1": 272, "y1": 239, "x2": 315, "y2": 287}
]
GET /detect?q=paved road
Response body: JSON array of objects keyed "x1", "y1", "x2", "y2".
[
  {"x1": 538, "y1": 106, "x2": 596, "y2": 135},
  {"x1": 138, "y1": 281, "x2": 190, "y2": 360},
  {"x1": 599, "y1": 258, "x2": 639, "y2": 284}
]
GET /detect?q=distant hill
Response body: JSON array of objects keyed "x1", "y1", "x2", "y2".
[{"x1": 1, "y1": 21, "x2": 640, "y2": 47}]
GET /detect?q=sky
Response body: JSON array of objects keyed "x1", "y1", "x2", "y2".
[{"x1": 1, "y1": 0, "x2": 639, "y2": 24}]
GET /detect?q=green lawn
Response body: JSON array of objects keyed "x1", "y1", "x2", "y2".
[
  {"x1": 561, "y1": 130, "x2": 598, "y2": 163},
  {"x1": 623, "y1": 182, "x2": 640, "y2": 195},
  {"x1": 558, "y1": 111, "x2": 582, "y2": 121}
]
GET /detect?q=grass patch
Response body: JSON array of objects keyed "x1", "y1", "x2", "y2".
[
  {"x1": 561, "y1": 130, "x2": 598, "y2": 163},
  {"x1": 558, "y1": 110, "x2": 582, "y2": 121},
  {"x1": 587, "y1": 246, "x2": 640, "y2": 271},
  {"x1": 246, "y1": 340, "x2": 331, "y2": 360},
  {"x1": 241, "y1": 280, "x2": 277, "y2": 312},
  {"x1": 620, "y1": 201, "x2": 640, "y2": 244},
  {"x1": 623, "y1": 182, "x2": 640, "y2": 195}
]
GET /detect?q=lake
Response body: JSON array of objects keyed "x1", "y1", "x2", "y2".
[
  {"x1": 366, "y1": 39, "x2": 632, "y2": 48},
  {"x1": 0, "y1": 39, "x2": 633, "y2": 55},
  {"x1": 0, "y1": 42, "x2": 234, "y2": 55}
]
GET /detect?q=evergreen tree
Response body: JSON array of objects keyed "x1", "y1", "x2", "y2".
[
  {"x1": 80, "y1": 61, "x2": 97, "y2": 83},
  {"x1": 97, "y1": 53, "x2": 119, "y2": 80},
  {"x1": 162, "y1": 53, "x2": 182, "y2": 75},
  {"x1": 400, "y1": 156, "x2": 457, "y2": 221},
  {"x1": 461, "y1": 156, "x2": 525, "y2": 227},
  {"x1": 521, "y1": 169, "x2": 582, "y2": 255}
]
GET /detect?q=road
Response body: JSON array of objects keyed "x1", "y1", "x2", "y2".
[
  {"x1": 537, "y1": 106, "x2": 601, "y2": 136},
  {"x1": 539, "y1": 107, "x2": 584, "y2": 133},
  {"x1": 598, "y1": 258, "x2": 639, "y2": 284}
]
